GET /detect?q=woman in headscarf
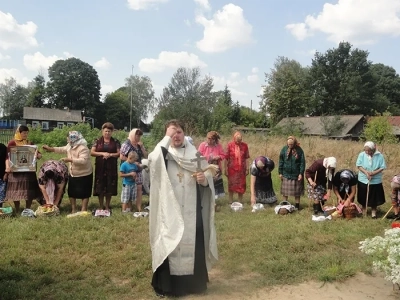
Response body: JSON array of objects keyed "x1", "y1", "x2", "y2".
[
  {"x1": 225, "y1": 131, "x2": 250, "y2": 203},
  {"x1": 250, "y1": 156, "x2": 277, "y2": 205},
  {"x1": 356, "y1": 141, "x2": 386, "y2": 218},
  {"x1": 198, "y1": 131, "x2": 226, "y2": 199},
  {"x1": 305, "y1": 157, "x2": 336, "y2": 215},
  {"x1": 5, "y1": 125, "x2": 42, "y2": 212},
  {"x1": 0, "y1": 143, "x2": 8, "y2": 207},
  {"x1": 120, "y1": 128, "x2": 148, "y2": 212},
  {"x1": 389, "y1": 174, "x2": 400, "y2": 220},
  {"x1": 332, "y1": 169, "x2": 357, "y2": 206},
  {"x1": 91, "y1": 122, "x2": 120, "y2": 211},
  {"x1": 43, "y1": 131, "x2": 93, "y2": 213},
  {"x1": 37, "y1": 160, "x2": 68, "y2": 207},
  {"x1": 278, "y1": 136, "x2": 305, "y2": 210}
]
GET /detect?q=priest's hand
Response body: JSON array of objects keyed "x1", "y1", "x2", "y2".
[
  {"x1": 166, "y1": 126, "x2": 177, "y2": 138},
  {"x1": 196, "y1": 172, "x2": 207, "y2": 186}
]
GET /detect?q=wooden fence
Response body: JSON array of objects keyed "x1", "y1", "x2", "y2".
[{"x1": 0, "y1": 129, "x2": 15, "y2": 145}]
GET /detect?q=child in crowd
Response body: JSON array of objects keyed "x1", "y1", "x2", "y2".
[
  {"x1": 119, "y1": 151, "x2": 141, "y2": 213},
  {"x1": 0, "y1": 143, "x2": 8, "y2": 207}
]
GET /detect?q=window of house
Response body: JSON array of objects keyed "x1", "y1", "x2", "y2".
[
  {"x1": 32, "y1": 121, "x2": 40, "y2": 128},
  {"x1": 67, "y1": 122, "x2": 74, "y2": 127},
  {"x1": 41, "y1": 121, "x2": 49, "y2": 130},
  {"x1": 57, "y1": 122, "x2": 64, "y2": 129}
]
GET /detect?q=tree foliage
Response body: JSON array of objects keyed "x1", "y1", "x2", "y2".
[
  {"x1": 125, "y1": 75, "x2": 155, "y2": 129},
  {"x1": 154, "y1": 67, "x2": 215, "y2": 136},
  {"x1": 362, "y1": 113, "x2": 397, "y2": 145},
  {"x1": 320, "y1": 115, "x2": 347, "y2": 137},
  {"x1": 309, "y1": 42, "x2": 377, "y2": 115},
  {"x1": 26, "y1": 74, "x2": 46, "y2": 108},
  {"x1": 102, "y1": 89, "x2": 130, "y2": 130},
  {"x1": 0, "y1": 77, "x2": 30, "y2": 119},
  {"x1": 46, "y1": 58, "x2": 101, "y2": 115},
  {"x1": 261, "y1": 56, "x2": 311, "y2": 125}
]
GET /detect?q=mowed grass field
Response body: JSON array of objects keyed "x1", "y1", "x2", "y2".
[{"x1": 0, "y1": 135, "x2": 397, "y2": 299}]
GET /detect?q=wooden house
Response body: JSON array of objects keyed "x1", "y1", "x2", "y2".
[
  {"x1": 276, "y1": 115, "x2": 365, "y2": 140},
  {"x1": 23, "y1": 107, "x2": 83, "y2": 131}
]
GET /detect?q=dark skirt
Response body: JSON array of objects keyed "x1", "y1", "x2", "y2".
[
  {"x1": 6, "y1": 172, "x2": 41, "y2": 202},
  {"x1": 151, "y1": 185, "x2": 208, "y2": 297},
  {"x1": 280, "y1": 177, "x2": 304, "y2": 197},
  {"x1": 93, "y1": 158, "x2": 118, "y2": 196},
  {"x1": 357, "y1": 181, "x2": 385, "y2": 208},
  {"x1": 68, "y1": 173, "x2": 93, "y2": 199},
  {"x1": 214, "y1": 176, "x2": 225, "y2": 198}
]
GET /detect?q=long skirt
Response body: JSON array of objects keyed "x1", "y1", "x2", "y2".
[
  {"x1": 227, "y1": 168, "x2": 246, "y2": 194},
  {"x1": 280, "y1": 177, "x2": 304, "y2": 197},
  {"x1": 151, "y1": 185, "x2": 208, "y2": 297},
  {"x1": 214, "y1": 176, "x2": 225, "y2": 199},
  {"x1": 357, "y1": 181, "x2": 385, "y2": 208},
  {"x1": 6, "y1": 172, "x2": 41, "y2": 202},
  {"x1": 68, "y1": 173, "x2": 93, "y2": 199},
  {"x1": 307, "y1": 184, "x2": 326, "y2": 202}
]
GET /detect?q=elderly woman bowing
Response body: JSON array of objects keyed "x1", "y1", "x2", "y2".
[
  {"x1": 356, "y1": 141, "x2": 386, "y2": 218},
  {"x1": 305, "y1": 157, "x2": 336, "y2": 215},
  {"x1": 43, "y1": 131, "x2": 93, "y2": 213}
]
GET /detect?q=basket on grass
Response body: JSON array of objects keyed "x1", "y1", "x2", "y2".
[
  {"x1": 35, "y1": 204, "x2": 60, "y2": 217},
  {"x1": 0, "y1": 202, "x2": 13, "y2": 218},
  {"x1": 323, "y1": 205, "x2": 337, "y2": 216},
  {"x1": 342, "y1": 205, "x2": 358, "y2": 219}
]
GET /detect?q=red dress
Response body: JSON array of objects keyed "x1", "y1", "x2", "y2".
[{"x1": 226, "y1": 141, "x2": 249, "y2": 194}]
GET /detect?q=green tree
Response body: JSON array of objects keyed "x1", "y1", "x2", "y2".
[
  {"x1": 153, "y1": 67, "x2": 215, "y2": 136},
  {"x1": 319, "y1": 115, "x2": 347, "y2": 137},
  {"x1": 370, "y1": 63, "x2": 400, "y2": 115},
  {"x1": 261, "y1": 56, "x2": 311, "y2": 125},
  {"x1": 0, "y1": 77, "x2": 30, "y2": 119},
  {"x1": 26, "y1": 74, "x2": 46, "y2": 107},
  {"x1": 102, "y1": 89, "x2": 130, "y2": 129},
  {"x1": 46, "y1": 57, "x2": 101, "y2": 115},
  {"x1": 309, "y1": 42, "x2": 377, "y2": 115},
  {"x1": 125, "y1": 75, "x2": 155, "y2": 129},
  {"x1": 362, "y1": 113, "x2": 397, "y2": 146}
]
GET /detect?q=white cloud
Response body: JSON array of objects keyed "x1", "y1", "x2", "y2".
[
  {"x1": 23, "y1": 52, "x2": 61, "y2": 71},
  {"x1": 94, "y1": 57, "x2": 111, "y2": 70},
  {"x1": 184, "y1": 19, "x2": 191, "y2": 27},
  {"x1": 247, "y1": 74, "x2": 259, "y2": 83},
  {"x1": 230, "y1": 88, "x2": 247, "y2": 97},
  {"x1": 0, "y1": 11, "x2": 38, "y2": 50},
  {"x1": 138, "y1": 51, "x2": 207, "y2": 73},
  {"x1": 196, "y1": 4, "x2": 254, "y2": 53},
  {"x1": 0, "y1": 53, "x2": 11, "y2": 61},
  {"x1": 127, "y1": 0, "x2": 168, "y2": 10},
  {"x1": 0, "y1": 68, "x2": 30, "y2": 85},
  {"x1": 251, "y1": 67, "x2": 258, "y2": 73},
  {"x1": 101, "y1": 84, "x2": 114, "y2": 97},
  {"x1": 286, "y1": 0, "x2": 400, "y2": 44},
  {"x1": 194, "y1": 0, "x2": 211, "y2": 10},
  {"x1": 212, "y1": 72, "x2": 243, "y2": 88},
  {"x1": 63, "y1": 51, "x2": 74, "y2": 58}
]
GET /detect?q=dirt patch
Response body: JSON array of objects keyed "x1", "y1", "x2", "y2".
[{"x1": 184, "y1": 273, "x2": 400, "y2": 300}]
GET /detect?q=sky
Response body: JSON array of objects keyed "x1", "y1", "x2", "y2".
[{"x1": 1, "y1": 0, "x2": 400, "y2": 121}]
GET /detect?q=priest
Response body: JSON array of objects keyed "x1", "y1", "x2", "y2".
[{"x1": 148, "y1": 119, "x2": 218, "y2": 297}]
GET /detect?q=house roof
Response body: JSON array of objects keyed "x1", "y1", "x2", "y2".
[
  {"x1": 23, "y1": 107, "x2": 82, "y2": 122},
  {"x1": 276, "y1": 115, "x2": 365, "y2": 137}
]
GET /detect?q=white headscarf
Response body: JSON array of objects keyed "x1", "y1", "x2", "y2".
[
  {"x1": 364, "y1": 141, "x2": 375, "y2": 151},
  {"x1": 323, "y1": 157, "x2": 337, "y2": 181}
]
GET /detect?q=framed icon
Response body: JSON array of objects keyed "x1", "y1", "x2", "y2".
[{"x1": 9, "y1": 145, "x2": 38, "y2": 172}]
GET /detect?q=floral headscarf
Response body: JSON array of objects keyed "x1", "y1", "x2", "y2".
[
  {"x1": 68, "y1": 131, "x2": 87, "y2": 148},
  {"x1": 286, "y1": 136, "x2": 299, "y2": 160},
  {"x1": 255, "y1": 156, "x2": 275, "y2": 173},
  {"x1": 339, "y1": 170, "x2": 355, "y2": 194}
]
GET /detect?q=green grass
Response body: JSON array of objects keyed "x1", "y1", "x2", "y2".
[{"x1": 0, "y1": 140, "x2": 394, "y2": 299}]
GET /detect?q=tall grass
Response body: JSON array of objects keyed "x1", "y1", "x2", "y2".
[{"x1": 0, "y1": 136, "x2": 396, "y2": 299}]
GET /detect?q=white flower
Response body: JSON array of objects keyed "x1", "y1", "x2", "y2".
[{"x1": 360, "y1": 228, "x2": 400, "y2": 285}]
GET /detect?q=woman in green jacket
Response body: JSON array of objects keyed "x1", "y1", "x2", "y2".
[{"x1": 278, "y1": 136, "x2": 305, "y2": 210}]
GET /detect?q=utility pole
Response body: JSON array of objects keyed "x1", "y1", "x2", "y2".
[{"x1": 129, "y1": 65, "x2": 134, "y2": 131}]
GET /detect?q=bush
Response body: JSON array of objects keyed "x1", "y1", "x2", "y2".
[{"x1": 42, "y1": 123, "x2": 100, "y2": 147}]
